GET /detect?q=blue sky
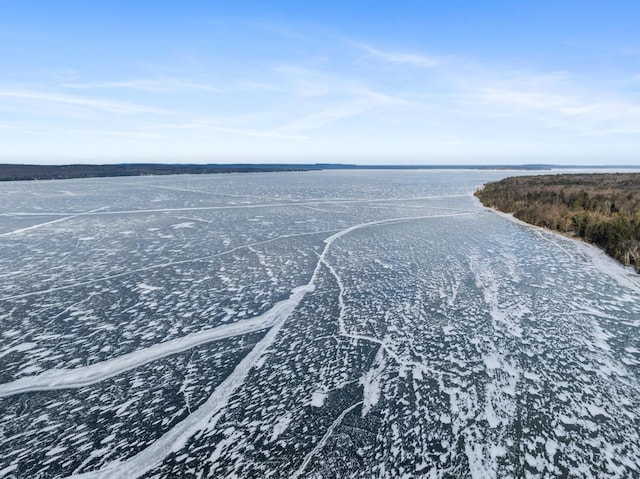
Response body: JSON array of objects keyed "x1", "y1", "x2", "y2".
[{"x1": 1, "y1": 1, "x2": 639, "y2": 164}]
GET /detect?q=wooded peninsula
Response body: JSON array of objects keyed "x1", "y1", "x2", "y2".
[{"x1": 475, "y1": 173, "x2": 640, "y2": 273}]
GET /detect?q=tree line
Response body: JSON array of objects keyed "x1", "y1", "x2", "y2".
[{"x1": 475, "y1": 173, "x2": 640, "y2": 273}]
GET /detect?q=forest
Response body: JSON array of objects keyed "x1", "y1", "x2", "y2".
[
  {"x1": 476, "y1": 173, "x2": 640, "y2": 272},
  {"x1": 0, "y1": 163, "x2": 312, "y2": 181}
]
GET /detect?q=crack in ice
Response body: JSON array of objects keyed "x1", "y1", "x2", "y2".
[
  {"x1": 291, "y1": 401, "x2": 363, "y2": 479},
  {"x1": 62, "y1": 212, "x2": 475, "y2": 479},
  {"x1": 0, "y1": 207, "x2": 109, "y2": 237},
  {"x1": 0, "y1": 228, "x2": 340, "y2": 302},
  {"x1": 1, "y1": 194, "x2": 468, "y2": 217},
  {"x1": 0, "y1": 314, "x2": 278, "y2": 398}
]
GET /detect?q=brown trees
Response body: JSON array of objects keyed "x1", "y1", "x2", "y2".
[{"x1": 476, "y1": 173, "x2": 640, "y2": 272}]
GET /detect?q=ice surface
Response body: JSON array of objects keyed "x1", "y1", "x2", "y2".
[
  {"x1": 1, "y1": 170, "x2": 639, "y2": 478},
  {"x1": 0, "y1": 311, "x2": 285, "y2": 397}
]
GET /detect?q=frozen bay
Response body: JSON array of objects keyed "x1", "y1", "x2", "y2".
[{"x1": 1, "y1": 170, "x2": 639, "y2": 478}]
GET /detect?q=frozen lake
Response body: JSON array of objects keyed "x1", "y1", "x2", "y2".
[{"x1": 1, "y1": 169, "x2": 639, "y2": 478}]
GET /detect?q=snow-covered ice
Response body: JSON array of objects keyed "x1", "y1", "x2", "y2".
[{"x1": 1, "y1": 169, "x2": 639, "y2": 478}]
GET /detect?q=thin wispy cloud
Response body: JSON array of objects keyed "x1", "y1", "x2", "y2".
[
  {"x1": 151, "y1": 121, "x2": 309, "y2": 140},
  {"x1": 351, "y1": 87, "x2": 416, "y2": 107},
  {"x1": 209, "y1": 125, "x2": 309, "y2": 140},
  {"x1": 447, "y1": 75, "x2": 640, "y2": 142},
  {"x1": 66, "y1": 128, "x2": 164, "y2": 140},
  {"x1": 278, "y1": 87, "x2": 415, "y2": 132},
  {"x1": 0, "y1": 89, "x2": 174, "y2": 115},
  {"x1": 271, "y1": 65, "x2": 334, "y2": 97},
  {"x1": 353, "y1": 42, "x2": 441, "y2": 67},
  {"x1": 279, "y1": 101, "x2": 372, "y2": 131},
  {"x1": 478, "y1": 83, "x2": 640, "y2": 123},
  {"x1": 271, "y1": 63, "x2": 421, "y2": 104},
  {"x1": 252, "y1": 21, "x2": 308, "y2": 41},
  {"x1": 236, "y1": 81, "x2": 286, "y2": 93},
  {"x1": 250, "y1": 68, "x2": 409, "y2": 131},
  {"x1": 62, "y1": 78, "x2": 221, "y2": 93}
]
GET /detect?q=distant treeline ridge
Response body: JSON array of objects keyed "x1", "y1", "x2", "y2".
[
  {"x1": 3, "y1": 163, "x2": 640, "y2": 182},
  {"x1": 0, "y1": 163, "x2": 312, "y2": 181}
]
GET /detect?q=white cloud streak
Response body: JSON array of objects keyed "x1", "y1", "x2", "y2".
[
  {"x1": 279, "y1": 101, "x2": 372, "y2": 131},
  {"x1": 150, "y1": 121, "x2": 310, "y2": 140},
  {"x1": 353, "y1": 42, "x2": 441, "y2": 67},
  {"x1": 474, "y1": 82, "x2": 640, "y2": 136},
  {"x1": 62, "y1": 77, "x2": 221, "y2": 93},
  {"x1": 0, "y1": 89, "x2": 174, "y2": 115}
]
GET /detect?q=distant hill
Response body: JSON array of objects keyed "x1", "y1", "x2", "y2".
[
  {"x1": 0, "y1": 163, "x2": 318, "y2": 181},
  {"x1": 476, "y1": 173, "x2": 640, "y2": 272},
  {"x1": 0, "y1": 162, "x2": 560, "y2": 182},
  {"x1": 1, "y1": 162, "x2": 637, "y2": 182}
]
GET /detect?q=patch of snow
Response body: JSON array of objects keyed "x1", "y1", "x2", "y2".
[{"x1": 310, "y1": 391, "x2": 326, "y2": 408}]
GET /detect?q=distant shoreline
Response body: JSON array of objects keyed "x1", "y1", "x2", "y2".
[
  {"x1": 0, "y1": 163, "x2": 312, "y2": 182},
  {"x1": 475, "y1": 173, "x2": 640, "y2": 273},
  {"x1": 1, "y1": 162, "x2": 639, "y2": 182}
]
